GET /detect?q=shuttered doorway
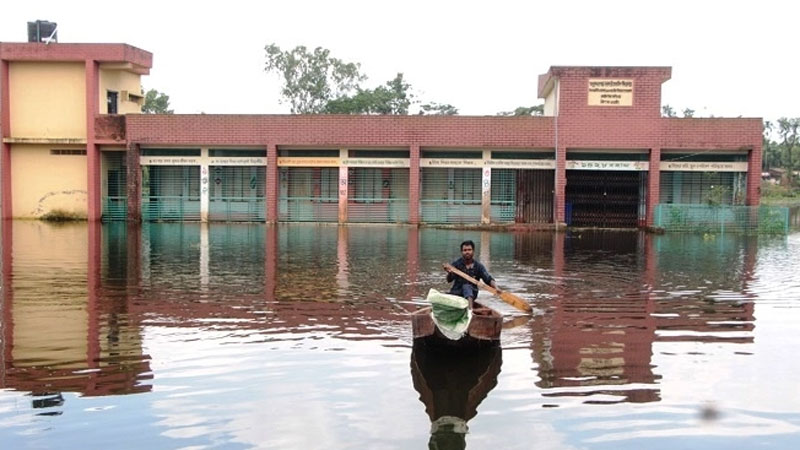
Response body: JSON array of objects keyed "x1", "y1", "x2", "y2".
[
  {"x1": 102, "y1": 151, "x2": 127, "y2": 221},
  {"x1": 566, "y1": 171, "x2": 646, "y2": 228},
  {"x1": 209, "y1": 166, "x2": 266, "y2": 222},
  {"x1": 279, "y1": 167, "x2": 338, "y2": 222},
  {"x1": 490, "y1": 169, "x2": 515, "y2": 222},
  {"x1": 142, "y1": 166, "x2": 201, "y2": 221},
  {"x1": 348, "y1": 168, "x2": 409, "y2": 223},
  {"x1": 420, "y1": 168, "x2": 482, "y2": 224},
  {"x1": 515, "y1": 170, "x2": 554, "y2": 223}
]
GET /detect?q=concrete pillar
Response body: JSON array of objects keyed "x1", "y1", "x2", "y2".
[
  {"x1": 266, "y1": 143, "x2": 278, "y2": 223},
  {"x1": 409, "y1": 144, "x2": 420, "y2": 224},
  {"x1": 0, "y1": 59, "x2": 11, "y2": 220},
  {"x1": 126, "y1": 142, "x2": 141, "y2": 222},
  {"x1": 85, "y1": 60, "x2": 101, "y2": 222},
  {"x1": 647, "y1": 147, "x2": 661, "y2": 227},
  {"x1": 200, "y1": 148, "x2": 209, "y2": 222},
  {"x1": 199, "y1": 223, "x2": 209, "y2": 290},
  {"x1": 338, "y1": 148, "x2": 348, "y2": 223},
  {"x1": 481, "y1": 150, "x2": 491, "y2": 224}
]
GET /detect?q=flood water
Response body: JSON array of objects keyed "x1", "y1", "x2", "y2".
[{"x1": 1, "y1": 221, "x2": 799, "y2": 449}]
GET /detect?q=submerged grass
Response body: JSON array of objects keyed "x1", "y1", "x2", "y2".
[{"x1": 39, "y1": 209, "x2": 87, "y2": 222}]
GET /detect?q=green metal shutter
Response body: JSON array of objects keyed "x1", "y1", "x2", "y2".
[
  {"x1": 421, "y1": 168, "x2": 482, "y2": 223},
  {"x1": 279, "y1": 167, "x2": 339, "y2": 222},
  {"x1": 208, "y1": 166, "x2": 266, "y2": 222},
  {"x1": 659, "y1": 172, "x2": 746, "y2": 206},
  {"x1": 142, "y1": 166, "x2": 201, "y2": 221},
  {"x1": 348, "y1": 168, "x2": 409, "y2": 223},
  {"x1": 102, "y1": 152, "x2": 127, "y2": 221},
  {"x1": 490, "y1": 169, "x2": 515, "y2": 222}
]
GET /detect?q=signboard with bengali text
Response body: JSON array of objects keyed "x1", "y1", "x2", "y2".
[
  {"x1": 141, "y1": 156, "x2": 202, "y2": 166},
  {"x1": 341, "y1": 158, "x2": 410, "y2": 168},
  {"x1": 588, "y1": 79, "x2": 634, "y2": 106},
  {"x1": 660, "y1": 161, "x2": 748, "y2": 172},
  {"x1": 566, "y1": 160, "x2": 649, "y2": 171},
  {"x1": 277, "y1": 157, "x2": 340, "y2": 167},
  {"x1": 421, "y1": 159, "x2": 483, "y2": 168}
]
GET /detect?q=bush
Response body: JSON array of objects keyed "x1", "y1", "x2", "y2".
[{"x1": 40, "y1": 209, "x2": 86, "y2": 222}]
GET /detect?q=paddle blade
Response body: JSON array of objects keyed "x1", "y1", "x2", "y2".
[{"x1": 498, "y1": 291, "x2": 532, "y2": 313}]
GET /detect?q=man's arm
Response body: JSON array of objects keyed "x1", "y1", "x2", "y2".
[
  {"x1": 479, "y1": 264, "x2": 502, "y2": 294},
  {"x1": 443, "y1": 262, "x2": 455, "y2": 282}
]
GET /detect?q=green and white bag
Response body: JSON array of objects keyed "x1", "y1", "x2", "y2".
[{"x1": 426, "y1": 288, "x2": 472, "y2": 340}]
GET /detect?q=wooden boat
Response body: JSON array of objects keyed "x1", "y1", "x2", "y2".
[{"x1": 410, "y1": 301, "x2": 502, "y2": 347}]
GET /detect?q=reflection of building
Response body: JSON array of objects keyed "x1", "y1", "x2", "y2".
[
  {"x1": 1, "y1": 37, "x2": 762, "y2": 227},
  {"x1": 0, "y1": 222, "x2": 152, "y2": 398},
  {"x1": 529, "y1": 231, "x2": 757, "y2": 404}
]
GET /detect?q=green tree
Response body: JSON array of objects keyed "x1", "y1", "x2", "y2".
[
  {"x1": 419, "y1": 102, "x2": 459, "y2": 116},
  {"x1": 324, "y1": 73, "x2": 414, "y2": 114},
  {"x1": 142, "y1": 89, "x2": 174, "y2": 114},
  {"x1": 497, "y1": 104, "x2": 544, "y2": 116},
  {"x1": 662, "y1": 104, "x2": 676, "y2": 117},
  {"x1": 682, "y1": 108, "x2": 695, "y2": 118},
  {"x1": 265, "y1": 43, "x2": 457, "y2": 116},
  {"x1": 264, "y1": 44, "x2": 364, "y2": 114},
  {"x1": 777, "y1": 117, "x2": 800, "y2": 186},
  {"x1": 763, "y1": 120, "x2": 781, "y2": 171}
]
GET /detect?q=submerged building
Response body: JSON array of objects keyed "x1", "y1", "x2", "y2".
[{"x1": 0, "y1": 35, "x2": 762, "y2": 228}]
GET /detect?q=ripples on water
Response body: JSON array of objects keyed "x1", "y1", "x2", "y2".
[{"x1": 1, "y1": 222, "x2": 799, "y2": 448}]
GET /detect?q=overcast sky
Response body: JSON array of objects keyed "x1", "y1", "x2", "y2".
[{"x1": 2, "y1": 0, "x2": 798, "y2": 122}]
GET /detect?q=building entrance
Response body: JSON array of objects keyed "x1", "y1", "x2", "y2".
[{"x1": 566, "y1": 171, "x2": 646, "y2": 228}]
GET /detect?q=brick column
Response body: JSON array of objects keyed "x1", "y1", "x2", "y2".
[
  {"x1": 1, "y1": 59, "x2": 11, "y2": 220},
  {"x1": 554, "y1": 145, "x2": 567, "y2": 225},
  {"x1": 126, "y1": 142, "x2": 141, "y2": 222},
  {"x1": 409, "y1": 144, "x2": 420, "y2": 224},
  {"x1": 85, "y1": 60, "x2": 101, "y2": 221},
  {"x1": 647, "y1": 147, "x2": 661, "y2": 227},
  {"x1": 266, "y1": 143, "x2": 278, "y2": 223},
  {"x1": 746, "y1": 143, "x2": 762, "y2": 206}
]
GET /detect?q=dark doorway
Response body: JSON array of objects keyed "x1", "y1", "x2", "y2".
[
  {"x1": 107, "y1": 91, "x2": 119, "y2": 114},
  {"x1": 566, "y1": 171, "x2": 644, "y2": 227}
]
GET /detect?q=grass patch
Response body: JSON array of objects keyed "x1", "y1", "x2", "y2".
[
  {"x1": 760, "y1": 182, "x2": 800, "y2": 207},
  {"x1": 39, "y1": 209, "x2": 87, "y2": 222}
]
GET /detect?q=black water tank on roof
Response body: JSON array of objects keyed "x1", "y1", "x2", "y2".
[{"x1": 27, "y1": 20, "x2": 58, "y2": 43}]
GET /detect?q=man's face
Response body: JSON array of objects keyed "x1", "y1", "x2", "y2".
[{"x1": 461, "y1": 245, "x2": 474, "y2": 262}]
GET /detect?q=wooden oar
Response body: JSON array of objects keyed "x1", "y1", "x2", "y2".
[{"x1": 445, "y1": 265, "x2": 532, "y2": 313}]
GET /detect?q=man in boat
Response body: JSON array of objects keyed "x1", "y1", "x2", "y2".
[{"x1": 442, "y1": 240, "x2": 502, "y2": 309}]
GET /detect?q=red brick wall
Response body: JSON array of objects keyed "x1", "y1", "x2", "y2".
[
  {"x1": 126, "y1": 115, "x2": 557, "y2": 148},
  {"x1": 556, "y1": 67, "x2": 669, "y2": 149},
  {"x1": 647, "y1": 148, "x2": 661, "y2": 226},
  {"x1": 266, "y1": 143, "x2": 278, "y2": 222}
]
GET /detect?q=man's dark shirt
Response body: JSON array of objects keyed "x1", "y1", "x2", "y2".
[{"x1": 447, "y1": 257, "x2": 494, "y2": 295}]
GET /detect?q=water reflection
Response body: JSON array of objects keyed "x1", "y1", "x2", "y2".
[
  {"x1": 410, "y1": 344, "x2": 502, "y2": 450},
  {"x1": 1, "y1": 220, "x2": 794, "y2": 447}
]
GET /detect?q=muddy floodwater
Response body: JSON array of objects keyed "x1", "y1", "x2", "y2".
[{"x1": 1, "y1": 221, "x2": 799, "y2": 449}]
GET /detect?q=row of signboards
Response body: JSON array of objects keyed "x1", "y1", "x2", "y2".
[{"x1": 138, "y1": 156, "x2": 749, "y2": 172}]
